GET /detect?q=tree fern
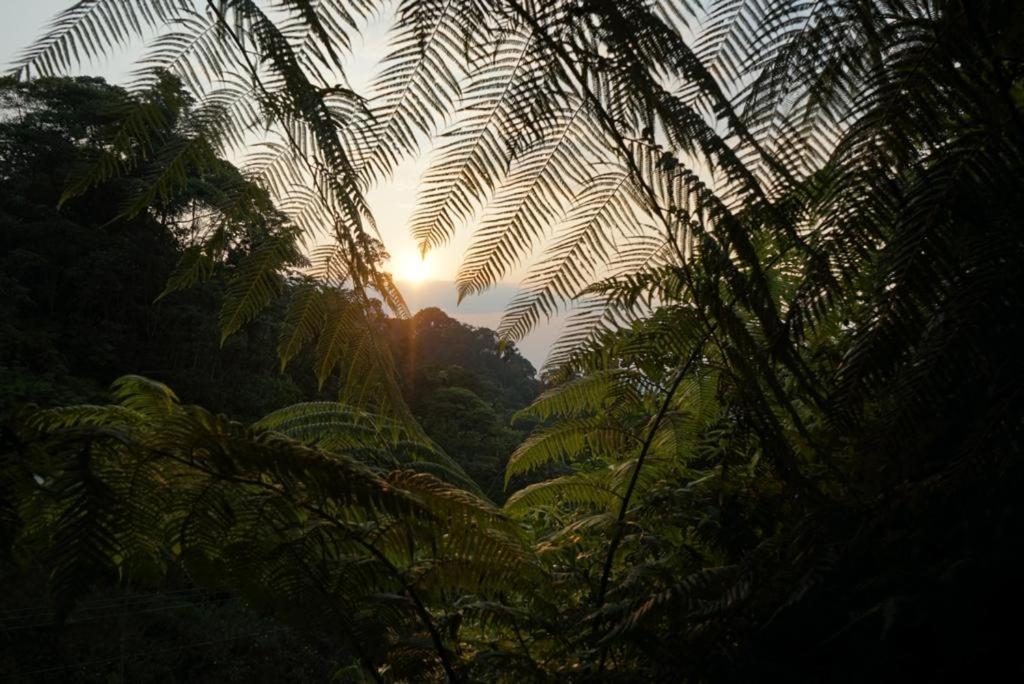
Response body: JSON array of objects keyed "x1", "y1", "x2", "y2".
[
  {"x1": 6, "y1": 375, "x2": 546, "y2": 679},
  {"x1": 8, "y1": 0, "x2": 1023, "y2": 678}
]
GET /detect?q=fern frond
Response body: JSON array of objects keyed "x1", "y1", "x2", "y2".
[
  {"x1": 219, "y1": 230, "x2": 301, "y2": 341},
  {"x1": 276, "y1": 281, "x2": 328, "y2": 371},
  {"x1": 513, "y1": 369, "x2": 644, "y2": 423},
  {"x1": 357, "y1": 0, "x2": 487, "y2": 186},
  {"x1": 10, "y1": 0, "x2": 185, "y2": 79},
  {"x1": 505, "y1": 418, "x2": 633, "y2": 485},
  {"x1": 504, "y1": 472, "x2": 620, "y2": 516},
  {"x1": 409, "y1": 28, "x2": 546, "y2": 252},
  {"x1": 455, "y1": 104, "x2": 608, "y2": 300}
]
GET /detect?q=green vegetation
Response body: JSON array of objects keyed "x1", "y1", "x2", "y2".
[
  {"x1": 2, "y1": 1, "x2": 1023, "y2": 681},
  {"x1": 0, "y1": 76, "x2": 538, "y2": 678},
  {"x1": 0, "y1": 75, "x2": 306, "y2": 417}
]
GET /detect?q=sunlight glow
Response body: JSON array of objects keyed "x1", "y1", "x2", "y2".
[{"x1": 393, "y1": 250, "x2": 436, "y2": 285}]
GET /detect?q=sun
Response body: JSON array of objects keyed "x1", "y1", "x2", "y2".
[{"x1": 393, "y1": 250, "x2": 435, "y2": 286}]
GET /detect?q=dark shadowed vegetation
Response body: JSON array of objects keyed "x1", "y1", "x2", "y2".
[{"x1": 2, "y1": 1, "x2": 1023, "y2": 681}]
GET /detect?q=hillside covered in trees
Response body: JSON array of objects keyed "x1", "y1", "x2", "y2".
[
  {"x1": 2, "y1": 1, "x2": 1023, "y2": 682},
  {"x1": 0, "y1": 75, "x2": 540, "y2": 490}
]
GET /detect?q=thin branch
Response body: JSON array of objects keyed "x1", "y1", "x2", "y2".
[
  {"x1": 592, "y1": 333, "x2": 709, "y2": 671},
  {"x1": 159, "y1": 451, "x2": 462, "y2": 682}
]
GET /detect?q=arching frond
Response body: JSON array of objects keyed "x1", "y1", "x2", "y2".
[
  {"x1": 504, "y1": 471, "x2": 620, "y2": 516},
  {"x1": 219, "y1": 229, "x2": 303, "y2": 341},
  {"x1": 513, "y1": 369, "x2": 645, "y2": 423},
  {"x1": 11, "y1": 0, "x2": 185, "y2": 79},
  {"x1": 356, "y1": 0, "x2": 487, "y2": 186},
  {"x1": 8, "y1": 374, "x2": 543, "y2": 677},
  {"x1": 505, "y1": 417, "x2": 631, "y2": 485}
]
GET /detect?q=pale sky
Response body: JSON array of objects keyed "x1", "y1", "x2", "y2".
[{"x1": 0, "y1": 0, "x2": 564, "y2": 369}]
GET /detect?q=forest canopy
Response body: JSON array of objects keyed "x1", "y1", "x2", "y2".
[{"x1": 1, "y1": 1, "x2": 1023, "y2": 682}]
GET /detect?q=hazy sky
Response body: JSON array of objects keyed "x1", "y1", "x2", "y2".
[{"x1": 0, "y1": 0, "x2": 564, "y2": 369}]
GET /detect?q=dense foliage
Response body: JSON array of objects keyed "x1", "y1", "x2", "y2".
[
  {"x1": 0, "y1": 76, "x2": 539, "y2": 679},
  {"x1": 2, "y1": 0, "x2": 1023, "y2": 681},
  {"x1": 0, "y1": 72, "x2": 538, "y2": 425},
  {"x1": 0, "y1": 75, "x2": 310, "y2": 417}
]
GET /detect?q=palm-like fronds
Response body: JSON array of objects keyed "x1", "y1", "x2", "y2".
[
  {"x1": 8, "y1": 0, "x2": 1023, "y2": 678},
  {"x1": 10, "y1": 0, "x2": 419, "y2": 421},
  {"x1": 5, "y1": 376, "x2": 541, "y2": 679}
]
